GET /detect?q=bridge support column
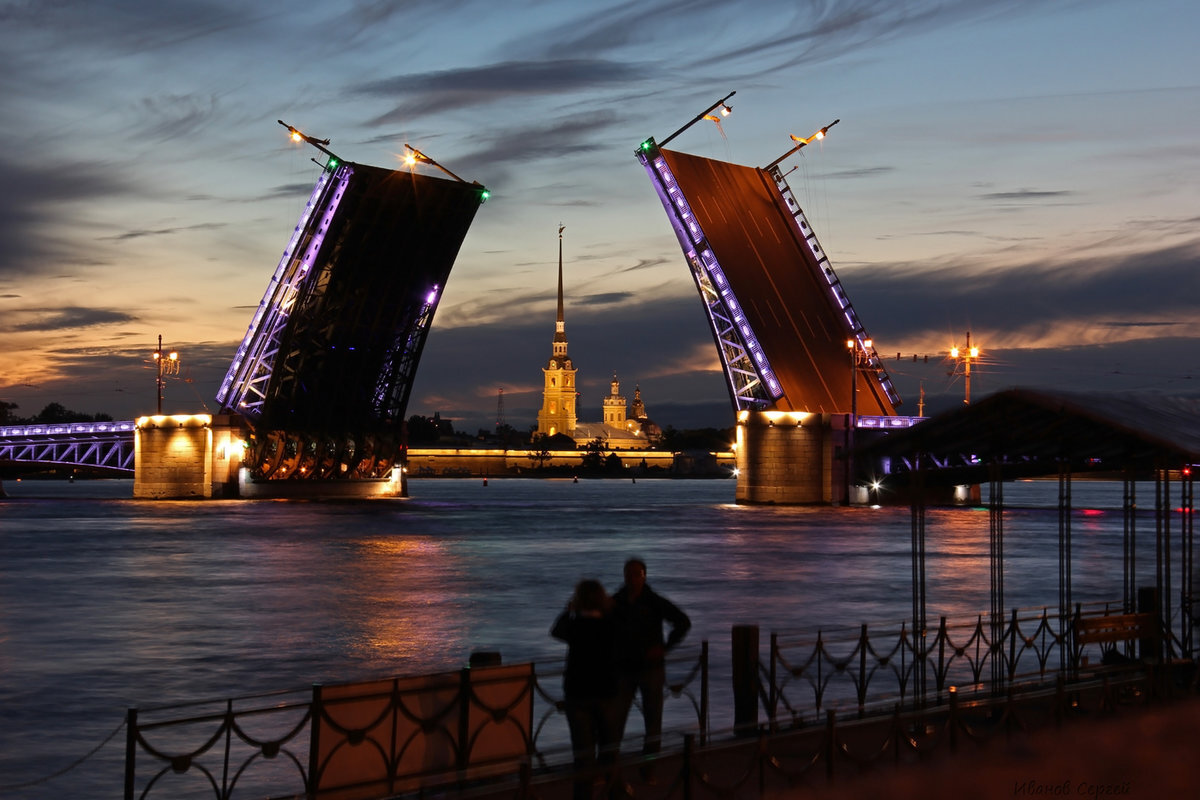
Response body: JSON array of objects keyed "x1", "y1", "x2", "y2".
[
  {"x1": 134, "y1": 414, "x2": 248, "y2": 499},
  {"x1": 735, "y1": 411, "x2": 836, "y2": 505}
]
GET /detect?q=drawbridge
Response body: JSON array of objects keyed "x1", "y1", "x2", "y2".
[
  {"x1": 215, "y1": 131, "x2": 488, "y2": 482},
  {"x1": 636, "y1": 111, "x2": 900, "y2": 419},
  {"x1": 2, "y1": 131, "x2": 487, "y2": 490}
]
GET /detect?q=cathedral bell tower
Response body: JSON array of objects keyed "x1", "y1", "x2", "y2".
[
  {"x1": 603, "y1": 373, "x2": 627, "y2": 426},
  {"x1": 536, "y1": 225, "x2": 577, "y2": 436}
]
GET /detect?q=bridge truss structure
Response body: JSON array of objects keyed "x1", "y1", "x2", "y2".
[
  {"x1": 215, "y1": 152, "x2": 487, "y2": 482},
  {"x1": 0, "y1": 421, "x2": 135, "y2": 474}
]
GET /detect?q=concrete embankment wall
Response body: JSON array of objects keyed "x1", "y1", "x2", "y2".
[{"x1": 406, "y1": 447, "x2": 733, "y2": 477}]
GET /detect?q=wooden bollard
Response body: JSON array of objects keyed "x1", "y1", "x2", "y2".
[{"x1": 732, "y1": 624, "x2": 759, "y2": 735}]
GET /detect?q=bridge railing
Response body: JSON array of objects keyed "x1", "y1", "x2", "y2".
[
  {"x1": 123, "y1": 643, "x2": 708, "y2": 800},
  {"x1": 0, "y1": 420, "x2": 136, "y2": 473},
  {"x1": 761, "y1": 600, "x2": 1155, "y2": 728},
  {"x1": 0, "y1": 420, "x2": 136, "y2": 438}
]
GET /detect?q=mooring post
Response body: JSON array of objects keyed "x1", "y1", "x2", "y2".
[
  {"x1": 732, "y1": 624, "x2": 759, "y2": 735},
  {"x1": 308, "y1": 684, "x2": 323, "y2": 799},
  {"x1": 124, "y1": 707, "x2": 137, "y2": 800}
]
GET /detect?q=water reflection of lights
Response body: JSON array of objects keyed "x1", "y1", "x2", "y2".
[{"x1": 354, "y1": 538, "x2": 461, "y2": 663}]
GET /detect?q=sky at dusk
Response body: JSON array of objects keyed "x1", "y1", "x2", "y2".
[{"x1": 1, "y1": 0, "x2": 1197, "y2": 434}]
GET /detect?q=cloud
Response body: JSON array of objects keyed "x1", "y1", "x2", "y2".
[
  {"x1": 508, "y1": 0, "x2": 1046, "y2": 81},
  {"x1": 824, "y1": 166, "x2": 896, "y2": 180},
  {"x1": 978, "y1": 188, "x2": 1073, "y2": 201},
  {"x1": 0, "y1": 1, "x2": 265, "y2": 57},
  {"x1": 710, "y1": 0, "x2": 1049, "y2": 76},
  {"x1": 849, "y1": 237, "x2": 1200, "y2": 351},
  {"x1": 0, "y1": 338, "x2": 239, "y2": 420},
  {"x1": 130, "y1": 92, "x2": 223, "y2": 142},
  {"x1": 357, "y1": 59, "x2": 646, "y2": 123},
  {"x1": 1, "y1": 306, "x2": 139, "y2": 334},
  {"x1": 0, "y1": 155, "x2": 136, "y2": 278},
  {"x1": 614, "y1": 257, "x2": 673, "y2": 273},
  {"x1": 578, "y1": 292, "x2": 634, "y2": 307},
  {"x1": 100, "y1": 222, "x2": 227, "y2": 242},
  {"x1": 448, "y1": 111, "x2": 631, "y2": 178}
]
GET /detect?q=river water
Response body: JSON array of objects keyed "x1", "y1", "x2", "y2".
[{"x1": 0, "y1": 477, "x2": 1181, "y2": 797}]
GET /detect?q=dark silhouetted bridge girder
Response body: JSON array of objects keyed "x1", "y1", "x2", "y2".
[
  {"x1": 217, "y1": 161, "x2": 486, "y2": 481},
  {"x1": 640, "y1": 145, "x2": 899, "y2": 417}
]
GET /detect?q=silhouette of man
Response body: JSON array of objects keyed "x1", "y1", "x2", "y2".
[
  {"x1": 551, "y1": 579, "x2": 620, "y2": 800},
  {"x1": 612, "y1": 558, "x2": 690, "y2": 775}
]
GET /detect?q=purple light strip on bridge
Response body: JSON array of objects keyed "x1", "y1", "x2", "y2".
[
  {"x1": 640, "y1": 149, "x2": 783, "y2": 400},
  {"x1": 0, "y1": 421, "x2": 136, "y2": 437},
  {"x1": 217, "y1": 165, "x2": 353, "y2": 413},
  {"x1": 217, "y1": 170, "x2": 334, "y2": 404}
]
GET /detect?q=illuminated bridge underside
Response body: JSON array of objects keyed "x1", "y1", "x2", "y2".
[
  {"x1": 0, "y1": 422, "x2": 135, "y2": 473},
  {"x1": 641, "y1": 147, "x2": 898, "y2": 417},
  {"x1": 217, "y1": 163, "x2": 484, "y2": 481}
]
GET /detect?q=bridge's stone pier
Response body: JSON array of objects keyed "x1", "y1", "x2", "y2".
[
  {"x1": 133, "y1": 414, "x2": 248, "y2": 499},
  {"x1": 133, "y1": 413, "x2": 406, "y2": 499},
  {"x1": 735, "y1": 410, "x2": 840, "y2": 505},
  {"x1": 735, "y1": 411, "x2": 951, "y2": 505}
]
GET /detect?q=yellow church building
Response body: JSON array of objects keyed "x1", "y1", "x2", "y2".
[{"x1": 535, "y1": 227, "x2": 659, "y2": 449}]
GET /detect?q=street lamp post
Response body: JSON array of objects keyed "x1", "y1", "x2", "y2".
[
  {"x1": 153, "y1": 334, "x2": 179, "y2": 415},
  {"x1": 949, "y1": 332, "x2": 980, "y2": 405},
  {"x1": 845, "y1": 336, "x2": 873, "y2": 504}
]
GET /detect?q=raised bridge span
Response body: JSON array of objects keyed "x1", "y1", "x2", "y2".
[{"x1": 3, "y1": 108, "x2": 921, "y2": 502}]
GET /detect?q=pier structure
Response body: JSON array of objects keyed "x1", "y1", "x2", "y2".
[
  {"x1": 637, "y1": 100, "x2": 915, "y2": 504},
  {"x1": 132, "y1": 413, "x2": 247, "y2": 499},
  {"x1": 864, "y1": 388, "x2": 1198, "y2": 701}
]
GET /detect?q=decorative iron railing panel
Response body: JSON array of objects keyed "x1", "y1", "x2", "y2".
[
  {"x1": 763, "y1": 600, "x2": 1190, "y2": 729},
  {"x1": 124, "y1": 645, "x2": 708, "y2": 800}
]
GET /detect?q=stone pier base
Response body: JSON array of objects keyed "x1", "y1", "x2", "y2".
[
  {"x1": 133, "y1": 412, "x2": 406, "y2": 500},
  {"x1": 133, "y1": 413, "x2": 247, "y2": 499},
  {"x1": 237, "y1": 469, "x2": 405, "y2": 499},
  {"x1": 735, "y1": 411, "x2": 842, "y2": 505}
]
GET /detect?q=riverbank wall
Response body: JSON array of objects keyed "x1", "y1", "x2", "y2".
[{"x1": 405, "y1": 447, "x2": 735, "y2": 478}]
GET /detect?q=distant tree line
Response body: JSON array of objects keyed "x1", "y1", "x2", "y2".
[
  {"x1": 0, "y1": 401, "x2": 113, "y2": 426},
  {"x1": 406, "y1": 413, "x2": 734, "y2": 454}
]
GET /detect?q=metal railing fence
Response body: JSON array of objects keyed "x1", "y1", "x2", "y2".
[
  {"x1": 763, "y1": 598, "x2": 1192, "y2": 729},
  {"x1": 123, "y1": 644, "x2": 708, "y2": 800}
]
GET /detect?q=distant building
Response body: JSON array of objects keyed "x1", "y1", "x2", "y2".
[
  {"x1": 536, "y1": 226, "x2": 578, "y2": 437},
  {"x1": 534, "y1": 228, "x2": 659, "y2": 449},
  {"x1": 572, "y1": 374, "x2": 660, "y2": 449}
]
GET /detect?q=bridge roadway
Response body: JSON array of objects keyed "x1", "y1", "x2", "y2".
[{"x1": 648, "y1": 146, "x2": 899, "y2": 418}]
